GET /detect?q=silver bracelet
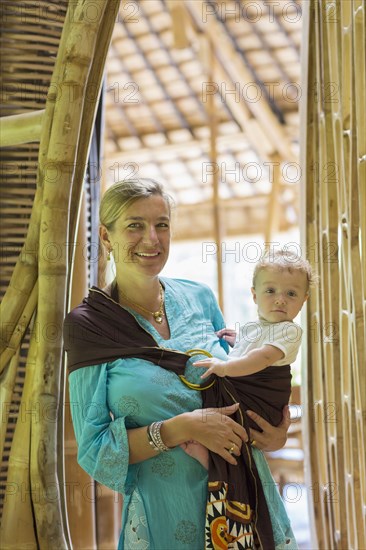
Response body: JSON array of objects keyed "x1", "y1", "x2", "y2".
[{"x1": 147, "y1": 421, "x2": 171, "y2": 452}]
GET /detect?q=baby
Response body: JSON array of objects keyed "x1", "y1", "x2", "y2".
[{"x1": 182, "y1": 249, "x2": 314, "y2": 468}]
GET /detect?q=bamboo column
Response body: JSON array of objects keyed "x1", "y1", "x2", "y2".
[
  {"x1": 264, "y1": 153, "x2": 282, "y2": 246},
  {"x1": 64, "y1": 191, "x2": 97, "y2": 549},
  {"x1": 301, "y1": 1, "x2": 366, "y2": 548},
  {"x1": 31, "y1": 3, "x2": 109, "y2": 545},
  {"x1": 206, "y1": 36, "x2": 224, "y2": 311}
]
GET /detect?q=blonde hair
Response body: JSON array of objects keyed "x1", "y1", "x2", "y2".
[
  {"x1": 252, "y1": 249, "x2": 316, "y2": 291},
  {"x1": 99, "y1": 178, "x2": 173, "y2": 231}
]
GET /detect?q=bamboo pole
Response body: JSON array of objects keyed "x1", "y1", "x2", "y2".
[
  {"x1": 0, "y1": 110, "x2": 45, "y2": 147},
  {"x1": 64, "y1": 3, "x2": 121, "y2": 545},
  {"x1": 30, "y1": 1, "x2": 109, "y2": 545},
  {"x1": 167, "y1": 0, "x2": 190, "y2": 49},
  {"x1": 67, "y1": 0, "x2": 121, "y2": 272},
  {"x1": 264, "y1": 153, "x2": 282, "y2": 245},
  {"x1": 199, "y1": 34, "x2": 224, "y2": 311},
  {"x1": 0, "y1": 189, "x2": 41, "y2": 363},
  {"x1": 0, "y1": 282, "x2": 38, "y2": 372},
  {"x1": 64, "y1": 191, "x2": 98, "y2": 549}
]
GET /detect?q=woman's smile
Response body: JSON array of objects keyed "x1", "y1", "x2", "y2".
[{"x1": 105, "y1": 194, "x2": 171, "y2": 278}]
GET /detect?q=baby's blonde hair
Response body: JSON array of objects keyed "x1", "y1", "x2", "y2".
[{"x1": 252, "y1": 249, "x2": 316, "y2": 291}]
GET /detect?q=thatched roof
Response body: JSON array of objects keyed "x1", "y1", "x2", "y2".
[{"x1": 103, "y1": 0, "x2": 303, "y2": 239}]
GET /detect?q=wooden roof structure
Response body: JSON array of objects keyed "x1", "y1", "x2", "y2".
[{"x1": 103, "y1": 0, "x2": 303, "y2": 240}]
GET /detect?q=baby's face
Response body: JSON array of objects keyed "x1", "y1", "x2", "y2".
[{"x1": 251, "y1": 268, "x2": 309, "y2": 323}]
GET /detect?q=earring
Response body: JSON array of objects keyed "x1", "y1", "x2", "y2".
[{"x1": 107, "y1": 249, "x2": 112, "y2": 261}]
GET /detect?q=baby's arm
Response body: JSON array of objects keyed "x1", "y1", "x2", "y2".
[
  {"x1": 194, "y1": 345, "x2": 284, "y2": 378},
  {"x1": 180, "y1": 441, "x2": 209, "y2": 469}
]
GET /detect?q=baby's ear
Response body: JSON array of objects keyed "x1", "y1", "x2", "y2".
[{"x1": 251, "y1": 287, "x2": 257, "y2": 303}]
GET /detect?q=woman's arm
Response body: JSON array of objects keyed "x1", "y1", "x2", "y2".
[
  {"x1": 70, "y1": 365, "x2": 248, "y2": 478},
  {"x1": 130, "y1": 403, "x2": 248, "y2": 466}
]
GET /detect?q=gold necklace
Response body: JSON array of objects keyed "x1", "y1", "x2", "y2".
[{"x1": 119, "y1": 282, "x2": 165, "y2": 324}]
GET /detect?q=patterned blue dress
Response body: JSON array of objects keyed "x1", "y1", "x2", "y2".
[{"x1": 69, "y1": 278, "x2": 297, "y2": 549}]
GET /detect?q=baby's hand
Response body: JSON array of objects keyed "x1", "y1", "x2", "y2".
[
  {"x1": 180, "y1": 440, "x2": 209, "y2": 469},
  {"x1": 193, "y1": 357, "x2": 227, "y2": 378},
  {"x1": 216, "y1": 328, "x2": 237, "y2": 347}
]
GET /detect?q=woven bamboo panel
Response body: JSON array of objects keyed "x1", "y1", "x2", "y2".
[
  {"x1": 301, "y1": 1, "x2": 366, "y2": 548},
  {"x1": 0, "y1": 0, "x2": 68, "y2": 522}
]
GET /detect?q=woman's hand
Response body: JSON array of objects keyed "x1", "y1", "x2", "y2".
[
  {"x1": 184, "y1": 403, "x2": 248, "y2": 466},
  {"x1": 247, "y1": 405, "x2": 291, "y2": 451},
  {"x1": 216, "y1": 328, "x2": 237, "y2": 347}
]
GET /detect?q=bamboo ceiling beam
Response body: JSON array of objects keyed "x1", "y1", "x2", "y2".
[
  {"x1": 234, "y1": 0, "x2": 295, "y2": 90},
  {"x1": 108, "y1": 131, "x2": 263, "y2": 161},
  {"x1": 172, "y1": 193, "x2": 297, "y2": 241},
  {"x1": 141, "y1": 3, "x2": 209, "y2": 122},
  {"x1": 264, "y1": 153, "x2": 282, "y2": 245},
  {"x1": 184, "y1": 18, "x2": 274, "y2": 160},
  {"x1": 0, "y1": 110, "x2": 45, "y2": 147},
  {"x1": 186, "y1": 0, "x2": 297, "y2": 162},
  {"x1": 121, "y1": 15, "x2": 195, "y2": 138},
  {"x1": 217, "y1": 3, "x2": 285, "y2": 123},
  {"x1": 166, "y1": 0, "x2": 190, "y2": 49},
  {"x1": 108, "y1": 42, "x2": 165, "y2": 139}
]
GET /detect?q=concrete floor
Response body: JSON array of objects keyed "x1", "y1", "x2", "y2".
[{"x1": 284, "y1": 484, "x2": 313, "y2": 549}]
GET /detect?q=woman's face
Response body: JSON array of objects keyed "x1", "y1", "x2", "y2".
[{"x1": 101, "y1": 194, "x2": 171, "y2": 280}]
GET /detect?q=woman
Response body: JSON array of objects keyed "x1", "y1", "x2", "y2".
[{"x1": 64, "y1": 178, "x2": 295, "y2": 549}]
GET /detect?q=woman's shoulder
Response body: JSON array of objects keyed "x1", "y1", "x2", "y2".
[
  {"x1": 64, "y1": 301, "x2": 85, "y2": 324},
  {"x1": 64, "y1": 285, "x2": 110, "y2": 322},
  {"x1": 162, "y1": 277, "x2": 214, "y2": 297}
]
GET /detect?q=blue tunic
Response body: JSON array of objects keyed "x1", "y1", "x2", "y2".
[{"x1": 69, "y1": 278, "x2": 297, "y2": 549}]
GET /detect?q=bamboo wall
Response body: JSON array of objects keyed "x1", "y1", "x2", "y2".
[
  {"x1": 301, "y1": 1, "x2": 366, "y2": 548},
  {"x1": 0, "y1": 0, "x2": 69, "y2": 540}
]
